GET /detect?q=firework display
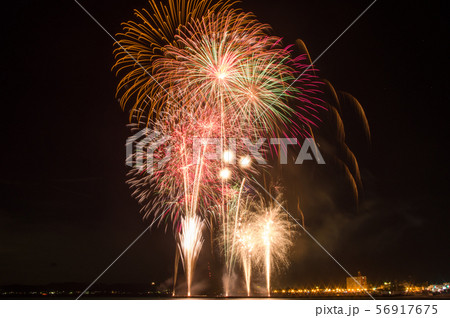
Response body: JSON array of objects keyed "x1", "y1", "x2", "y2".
[
  {"x1": 114, "y1": 0, "x2": 324, "y2": 296},
  {"x1": 222, "y1": 191, "x2": 294, "y2": 296}
]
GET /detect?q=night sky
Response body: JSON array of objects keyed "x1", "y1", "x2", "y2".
[{"x1": 1, "y1": 0, "x2": 448, "y2": 290}]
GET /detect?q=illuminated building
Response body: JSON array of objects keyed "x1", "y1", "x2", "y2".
[{"x1": 346, "y1": 271, "x2": 368, "y2": 291}]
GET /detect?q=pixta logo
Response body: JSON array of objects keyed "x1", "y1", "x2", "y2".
[{"x1": 126, "y1": 128, "x2": 325, "y2": 175}]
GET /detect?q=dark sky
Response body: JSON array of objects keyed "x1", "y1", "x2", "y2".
[{"x1": 1, "y1": 0, "x2": 448, "y2": 290}]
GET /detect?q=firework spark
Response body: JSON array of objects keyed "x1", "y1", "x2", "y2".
[
  {"x1": 178, "y1": 215, "x2": 205, "y2": 297},
  {"x1": 220, "y1": 191, "x2": 294, "y2": 296},
  {"x1": 248, "y1": 194, "x2": 294, "y2": 297},
  {"x1": 234, "y1": 219, "x2": 255, "y2": 296}
]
